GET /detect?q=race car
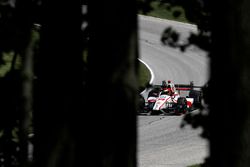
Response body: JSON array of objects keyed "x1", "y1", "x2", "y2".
[{"x1": 139, "y1": 81, "x2": 203, "y2": 115}]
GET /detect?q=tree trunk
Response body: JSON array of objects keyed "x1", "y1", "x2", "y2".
[
  {"x1": 87, "y1": 0, "x2": 138, "y2": 167},
  {"x1": 209, "y1": 0, "x2": 250, "y2": 166},
  {"x1": 19, "y1": 27, "x2": 38, "y2": 167},
  {"x1": 33, "y1": 1, "x2": 83, "y2": 167}
]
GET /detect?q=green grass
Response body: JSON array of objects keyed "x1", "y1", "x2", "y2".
[
  {"x1": 139, "y1": 1, "x2": 189, "y2": 23},
  {"x1": 139, "y1": 61, "x2": 151, "y2": 89},
  {"x1": 0, "y1": 52, "x2": 22, "y2": 77}
]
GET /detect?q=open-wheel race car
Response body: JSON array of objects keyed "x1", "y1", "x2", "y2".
[{"x1": 138, "y1": 81, "x2": 203, "y2": 115}]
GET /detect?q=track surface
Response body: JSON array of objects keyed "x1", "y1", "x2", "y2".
[{"x1": 138, "y1": 15, "x2": 209, "y2": 167}]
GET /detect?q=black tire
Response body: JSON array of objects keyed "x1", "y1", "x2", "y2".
[
  {"x1": 150, "y1": 110, "x2": 161, "y2": 115},
  {"x1": 176, "y1": 97, "x2": 187, "y2": 114},
  {"x1": 148, "y1": 102, "x2": 155, "y2": 111},
  {"x1": 177, "y1": 97, "x2": 187, "y2": 105},
  {"x1": 189, "y1": 90, "x2": 202, "y2": 108},
  {"x1": 138, "y1": 94, "x2": 145, "y2": 113}
]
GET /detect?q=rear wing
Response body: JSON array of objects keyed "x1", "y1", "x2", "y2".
[
  {"x1": 175, "y1": 83, "x2": 203, "y2": 91},
  {"x1": 152, "y1": 81, "x2": 203, "y2": 91}
]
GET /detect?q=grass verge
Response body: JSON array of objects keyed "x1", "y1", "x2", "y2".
[
  {"x1": 139, "y1": 0, "x2": 189, "y2": 23},
  {"x1": 139, "y1": 60, "x2": 151, "y2": 90}
]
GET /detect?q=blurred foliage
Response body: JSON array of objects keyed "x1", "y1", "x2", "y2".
[
  {"x1": 137, "y1": 0, "x2": 154, "y2": 14},
  {"x1": 0, "y1": 0, "x2": 211, "y2": 166},
  {"x1": 0, "y1": 0, "x2": 89, "y2": 165},
  {"x1": 0, "y1": 0, "x2": 41, "y2": 165},
  {"x1": 0, "y1": 0, "x2": 40, "y2": 59},
  {"x1": 138, "y1": 0, "x2": 188, "y2": 23}
]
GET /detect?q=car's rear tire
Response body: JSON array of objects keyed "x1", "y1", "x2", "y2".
[
  {"x1": 138, "y1": 94, "x2": 145, "y2": 113},
  {"x1": 189, "y1": 90, "x2": 202, "y2": 108},
  {"x1": 176, "y1": 97, "x2": 187, "y2": 114}
]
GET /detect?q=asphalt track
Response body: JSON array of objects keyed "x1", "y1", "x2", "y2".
[{"x1": 137, "y1": 15, "x2": 210, "y2": 167}]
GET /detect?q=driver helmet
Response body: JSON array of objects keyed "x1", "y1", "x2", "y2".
[
  {"x1": 168, "y1": 80, "x2": 171, "y2": 84},
  {"x1": 162, "y1": 80, "x2": 167, "y2": 86}
]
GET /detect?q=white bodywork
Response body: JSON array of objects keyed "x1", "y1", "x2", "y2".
[
  {"x1": 153, "y1": 92, "x2": 180, "y2": 111},
  {"x1": 151, "y1": 92, "x2": 195, "y2": 111}
]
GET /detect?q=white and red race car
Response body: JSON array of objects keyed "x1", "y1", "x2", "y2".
[{"x1": 139, "y1": 82, "x2": 203, "y2": 115}]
